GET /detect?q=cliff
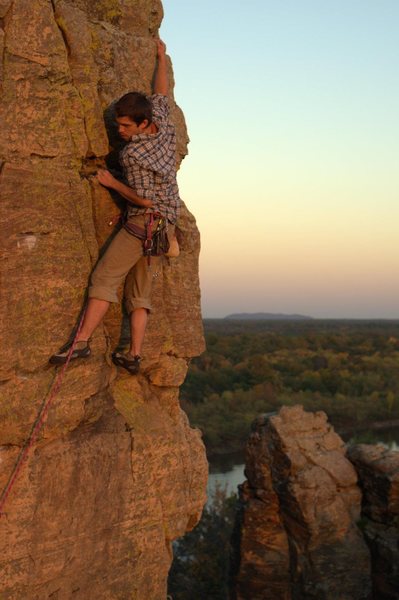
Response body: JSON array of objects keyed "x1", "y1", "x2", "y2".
[
  {"x1": 0, "y1": 1, "x2": 208, "y2": 598},
  {"x1": 231, "y1": 406, "x2": 399, "y2": 599},
  {"x1": 348, "y1": 444, "x2": 399, "y2": 598},
  {"x1": 231, "y1": 406, "x2": 371, "y2": 599}
]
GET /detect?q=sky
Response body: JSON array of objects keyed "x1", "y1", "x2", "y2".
[{"x1": 161, "y1": 0, "x2": 399, "y2": 319}]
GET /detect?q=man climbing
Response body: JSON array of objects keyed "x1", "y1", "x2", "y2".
[{"x1": 50, "y1": 38, "x2": 181, "y2": 374}]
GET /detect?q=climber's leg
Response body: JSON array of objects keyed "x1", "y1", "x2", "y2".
[
  {"x1": 112, "y1": 306, "x2": 148, "y2": 375},
  {"x1": 50, "y1": 225, "x2": 143, "y2": 366},
  {"x1": 129, "y1": 307, "x2": 148, "y2": 357},
  {"x1": 113, "y1": 254, "x2": 160, "y2": 374},
  {"x1": 76, "y1": 298, "x2": 110, "y2": 342}
]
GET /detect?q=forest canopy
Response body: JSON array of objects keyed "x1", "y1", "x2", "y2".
[{"x1": 181, "y1": 319, "x2": 399, "y2": 455}]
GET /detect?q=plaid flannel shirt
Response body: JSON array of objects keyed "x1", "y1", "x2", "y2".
[{"x1": 120, "y1": 94, "x2": 181, "y2": 224}]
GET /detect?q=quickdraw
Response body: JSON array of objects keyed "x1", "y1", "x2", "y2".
[{"x1": 143, "y1": 212, "x2": 155, "y2": 266}]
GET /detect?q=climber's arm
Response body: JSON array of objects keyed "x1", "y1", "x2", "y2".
[
  {"x1": 153, "y1": 39, "x2": 168, "y2": 96},
  {"x1": 97, "y1": 169, "x2": 153, "y2": 208}
]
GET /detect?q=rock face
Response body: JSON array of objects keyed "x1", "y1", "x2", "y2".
[
  {"x1": 230, "y1": 424, "x2": 291, "y2": 600},
  {"x1": 0, "y1": 1, "x2": 207, "y2": 598},
  {"x1": 347, "y1": 444, "x2": 399, "y2": 599},
  {"x1": 231, "y1": 406, "x2": 372, "y2": 600}
]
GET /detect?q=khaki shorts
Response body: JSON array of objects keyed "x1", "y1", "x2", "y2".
[{"x1": 88, "y1": 215, "x2": 160, "y2": 313}]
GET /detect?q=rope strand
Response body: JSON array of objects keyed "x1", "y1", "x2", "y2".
[{"x1": 0, "y1": 309, "x2": 87, "y2": 517}]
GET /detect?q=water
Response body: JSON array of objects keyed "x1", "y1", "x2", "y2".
[
  {"x1": 345, "y1": 427, "x2": 399, "y2": 451},
  {"x1": 207, "y1": 451, "x2": 245, "y2": 503},
  {"x1": 207, "y1": 426, "x2": 399, "y2": 504},
  {"x1": 207, "y1": 463, "x2": 245, "y2": 502}
]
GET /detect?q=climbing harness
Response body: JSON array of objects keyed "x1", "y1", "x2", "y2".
[
  {"x1": 0, "y1": 309, "x2": 86, "y2": 518},
  {"x1": 123, "y1": 213, "x2": 170, "y2": 265}
]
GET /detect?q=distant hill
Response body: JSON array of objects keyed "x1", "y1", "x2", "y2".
[{"x1": 224, "y1": 312, "x2": 314, "y2": 321}]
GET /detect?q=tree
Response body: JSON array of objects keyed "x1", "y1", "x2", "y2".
[{"x1": 168, "y1": 487, "x2": 237, "y2": 600}]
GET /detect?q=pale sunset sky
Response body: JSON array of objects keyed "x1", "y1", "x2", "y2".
[{"x1": 161, "y1": 0, "x2": 399, "y2": 319}]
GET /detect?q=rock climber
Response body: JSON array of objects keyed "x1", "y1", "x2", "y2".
[{"x1": 50, "y1": 38, "x2": 181, "y2": 374}]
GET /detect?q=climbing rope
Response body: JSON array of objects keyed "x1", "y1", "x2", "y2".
[{"x1": 0, "y1": 309, "x2": 86, "y2": 518}]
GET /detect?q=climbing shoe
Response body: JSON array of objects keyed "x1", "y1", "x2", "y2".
[
  {"x1": 49, "y1": 340, "x2": 91, "y2": 365},
  {"x1": 112, "y1": 352, "x2": 141, "y2": 375}
]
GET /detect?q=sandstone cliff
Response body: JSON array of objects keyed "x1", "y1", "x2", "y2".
[
  {"x1": 231, "y1": 406, "x2": 372, "y2": 600},
  {"x1": 348, "y1": 444, "x2": 399, "y2": 599},
  {"x1": 0, "y1": 1, "x2": 208, "y2": 598}
]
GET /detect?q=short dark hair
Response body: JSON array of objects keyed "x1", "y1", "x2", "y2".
[{"x1": 114, "y1": 92, "x2": 152, "y2": 126}]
